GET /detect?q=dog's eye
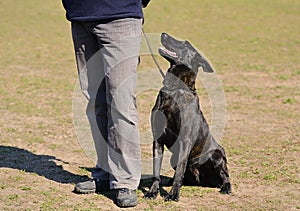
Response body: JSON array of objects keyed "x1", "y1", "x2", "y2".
[{"x1": 183, "y1": 40, "x2": 191, "y2": 46}]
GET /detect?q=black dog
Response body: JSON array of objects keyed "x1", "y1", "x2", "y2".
[{"x1": 144, "y1": 33, "x2": 231, "y2": 201}]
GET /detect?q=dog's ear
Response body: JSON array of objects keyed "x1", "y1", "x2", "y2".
[
  {"x1": 185, "y1": 41, "x2": 214, "y2": 73},
  {"x1": 194, "y1": 54, "x2": 214, "y2": 73}
]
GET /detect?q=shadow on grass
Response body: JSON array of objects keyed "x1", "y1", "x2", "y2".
[
  {"x1": 95, "y1": 175, "x2": 174, "y2": 204},
  {"x1": 95, "y1": 175, "x2": 173, "y2": 204},
  {"x1": 74, "y1": 169, "x2": 174, "y2": 202},
  {"x1": 0, "y1": 145, "x2": 88, "y2": 184}
]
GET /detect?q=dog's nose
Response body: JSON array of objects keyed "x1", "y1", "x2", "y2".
[{"x1": 161, "y1": 32, "x2": 169, "y2": 40}]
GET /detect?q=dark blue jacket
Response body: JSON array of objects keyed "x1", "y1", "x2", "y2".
[{"x1": 62, "y1": 0, "x2": 143, "y2": 22}]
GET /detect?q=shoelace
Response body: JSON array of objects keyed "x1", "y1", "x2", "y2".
[{"x1": 118, "y1": 188, "x2": 133, "y2": 195}]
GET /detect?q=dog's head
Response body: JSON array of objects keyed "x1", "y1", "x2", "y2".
[
  {"x1": 159, "y1": 33, "x2": 214, "y2": 91},
  {"x1": 159, "y1": 33, "x2": 214, "y2": 73}
]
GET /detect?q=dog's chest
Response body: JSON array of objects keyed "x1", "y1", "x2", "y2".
[
  {"x1": 159, "y1": 89, "x2": 199, "y2": 115},
  {"x1": 156, "y1": 89, "x2": 201, "y2": 137}
]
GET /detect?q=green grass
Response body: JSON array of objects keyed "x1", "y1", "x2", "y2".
[
  {"x1": 8, "y1": 194, "x2": 19, "y2": 200},
  {"x1": 20, "y1": 186, "x2": 32, "y2": 191}
]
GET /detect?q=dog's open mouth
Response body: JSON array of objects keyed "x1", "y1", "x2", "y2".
[{"x1": 159, "y1": 46, "x2": 178, "y2": 59}]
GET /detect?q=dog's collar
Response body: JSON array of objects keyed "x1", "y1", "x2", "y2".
[
  {"x1": 161, "y1": 85, "x2": 196, "y2": 96},
  {"x1": 162, "y1": 78, "x2": 196, "y2": 94},
  {"x1": 162, "y1": 71, "x2": 196, "y2": 92}
]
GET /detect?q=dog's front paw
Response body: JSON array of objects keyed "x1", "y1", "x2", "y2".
[
  {"x1": 144, "y1": 180, "x2": 160, "y2": 199},
  {"x1": 220, "y1": 182, "x2": 232, "y2": 194},
  {"x1": 144, "y1": 191, "x2": 158, "y2": 200},
  {"x1": 164, "y1": 192, "x2": 179, "y2": 202}
]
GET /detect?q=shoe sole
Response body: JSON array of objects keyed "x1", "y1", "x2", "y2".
[
  {"x1": 74, "y1": 186, "x2": 96, "y2": 194},
  {"x1": 116, "y1": 199, "x2": 138, "y2": 208},
  {"x1": 116, "y1": 202, "x2": 138, "y2": 208}
]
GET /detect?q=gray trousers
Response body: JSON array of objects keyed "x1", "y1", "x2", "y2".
[{"x1": 71, "y1": 18, "x2": 142, "y2": 190}]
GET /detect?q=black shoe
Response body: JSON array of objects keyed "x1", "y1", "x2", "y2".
[
  {"x1": 74, "y1": 178, "x2": 109, "y2": 194},
  {"x1": 115, "y1": 188, "x2": 138, "y2": 208}
]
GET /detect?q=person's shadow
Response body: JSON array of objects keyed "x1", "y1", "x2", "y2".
[
  {"x1": 0, "y1": 145, "x2": 88, "y2": 184},
  {"x1": 0, "y1": 145, "x2": 174, "y2": 204}
]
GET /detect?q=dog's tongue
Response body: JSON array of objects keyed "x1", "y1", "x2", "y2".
[{"x1": 159, "y1": 47, "x2": 178, "y2": 58}]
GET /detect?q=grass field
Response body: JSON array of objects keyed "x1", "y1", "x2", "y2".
[{"x1": 0, "y1": 0, "x2": 299, "y2": 210}]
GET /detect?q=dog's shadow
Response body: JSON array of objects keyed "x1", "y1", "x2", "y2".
[
  {"x1": 70, "y1": 171, "x2": 173, "y2": 201},
  {"x1": 75, "y1": 173, "x2": 174, "y2": 201},
  {"x1": 0, "y1": 145, "x2": 88, "y2": 184}
]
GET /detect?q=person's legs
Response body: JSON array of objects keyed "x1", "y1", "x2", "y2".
[
  {"x1": 71, "y1": 22, "x2": 110, "y2": 188},
  {"x1": 92, "y1": 18, "x2": 142, "y2": 190},
  {"x1": 71, "y1": 19, "x2": 142, "y2": 207}
]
